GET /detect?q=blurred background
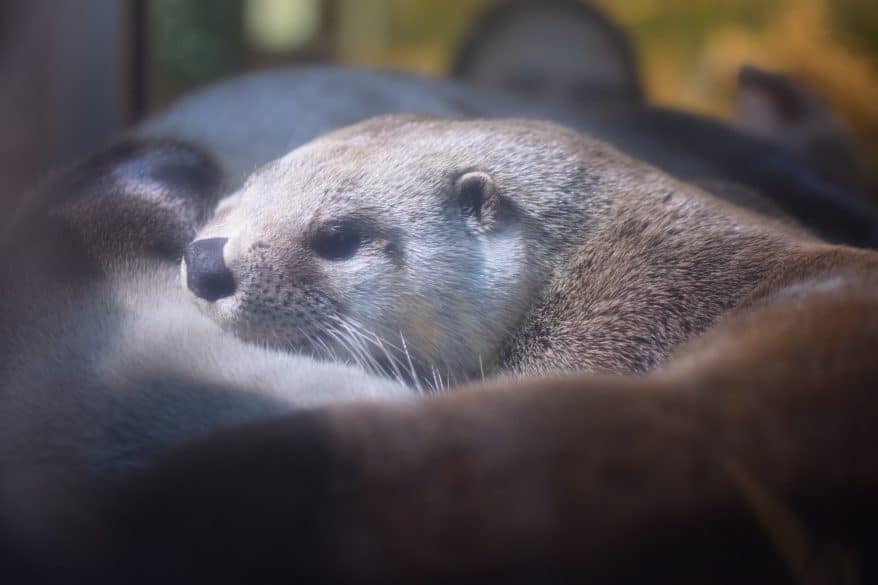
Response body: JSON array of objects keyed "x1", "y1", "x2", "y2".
[{"x1": 2, "y1": 0, "x2": 877, "y2": 206}]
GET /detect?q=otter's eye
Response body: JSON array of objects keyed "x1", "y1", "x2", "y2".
[{"x1": 311, "y1": 222, "x2": 362, "y2": 261}]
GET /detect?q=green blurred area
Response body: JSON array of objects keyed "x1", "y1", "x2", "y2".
[{"x1": 152, "y1": 0, "x2": 243, "y2": 102}]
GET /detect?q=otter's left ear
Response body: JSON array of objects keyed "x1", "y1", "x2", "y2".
[{"x1": 456, "y1": 171, "x2": 498, "y2": 229}]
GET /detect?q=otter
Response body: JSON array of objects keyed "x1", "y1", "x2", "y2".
[
  {"x1": 183, "y1": 114, "x2": 859, "y2": 384},
  {"x1": 6, "y1": 117, "x2": 878, "y2": 584}
]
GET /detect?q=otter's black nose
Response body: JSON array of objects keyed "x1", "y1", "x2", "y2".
[{"x1": 184, "y1": 238, "x2": 236, "y2": 301}]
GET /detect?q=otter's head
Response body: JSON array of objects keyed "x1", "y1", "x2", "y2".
[{"x1": 183, "y1": 115, "x2": 605, "y2": 385}]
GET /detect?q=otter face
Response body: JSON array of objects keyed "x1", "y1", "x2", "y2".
[{"x1": 182, "y1": 118, "x2": 548, "y2": 386}]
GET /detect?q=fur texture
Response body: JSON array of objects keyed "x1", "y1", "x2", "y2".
[{"x1": 186, "y1": 115, "x2": 847, "y2": 382}]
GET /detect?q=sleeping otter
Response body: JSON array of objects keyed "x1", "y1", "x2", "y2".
[
  {"x1": 184, "y1": 114, "x2": 864, "y2": 385},
  {"x1": 5, "y1": 116, "x2": 878, "y2": 584}
]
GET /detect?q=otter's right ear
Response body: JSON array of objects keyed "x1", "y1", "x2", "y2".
[{"x1": 455, "y1": 171, "x2": 498, "y2": 230}]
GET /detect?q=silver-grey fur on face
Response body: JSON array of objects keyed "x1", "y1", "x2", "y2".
[{"x1": 188, "y1": 115, "x2": 614, "y2": 384}]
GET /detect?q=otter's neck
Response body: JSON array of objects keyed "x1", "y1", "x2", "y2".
[{"x1": 500, "y1": 183, "x2": 799, "y2": 377}]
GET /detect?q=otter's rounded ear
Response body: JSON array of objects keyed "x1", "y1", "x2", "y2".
[{"x1": 456, "y1": 171, "x2": 498, "y2": 229}]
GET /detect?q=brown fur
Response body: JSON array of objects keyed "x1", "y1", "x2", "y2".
[
  {"x1": 99, "y1": 258, "x2": 878, "y2": 582},
  {"x1": 500, "y1": 180, "x2": 811, "y2": 375}
]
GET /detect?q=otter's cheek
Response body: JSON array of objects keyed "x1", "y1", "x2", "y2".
[{"x1": 403, "y1": 305, "x2": 446, "y2": 357}]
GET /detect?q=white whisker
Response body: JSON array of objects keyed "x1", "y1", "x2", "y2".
[{"x1": 398, "y1": 331, "x2": 423, "y2": 393}]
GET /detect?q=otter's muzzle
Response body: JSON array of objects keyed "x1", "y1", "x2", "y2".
[{"x1": 184, "y1": 237, "x2": 236, "y2": 301}]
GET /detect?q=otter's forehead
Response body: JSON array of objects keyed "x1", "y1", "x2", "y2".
[
  {"x1": 230, "y1": 115, "x2": 624, "y2": 230},
  {"x1": 300, "y1": 116, "x2": 595, "y2": 165},
  {"x1": 243, "y1": 138, "x2": 453, "y2": 213},
  {"x1": 257, "y1": 117, "x2": 595, "y2": 185}
]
